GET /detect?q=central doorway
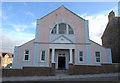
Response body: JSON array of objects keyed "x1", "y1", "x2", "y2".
[
  {"x1": 56, "y1": 49, "x2": 69, "y2": 70},
  {"x1": 58, "y1": 56, "x2": 66, "y2": 69}
]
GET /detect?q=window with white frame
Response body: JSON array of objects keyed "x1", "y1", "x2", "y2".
[
  {"x1": 40, "y1": 50, "x2": 46, "y2": 62},
  {"x1": 51, "y1": 24, "x2": 57, "y2": 34},
  {"x1": 24, "y1": 50, "x2": 29, "y2": 61},
  {"x1": 59, "y1": 23, "x2": 66, "y2": 34},
  {"x1": 68, "y1": 25, "x2": 74, "y2": 34},
  {"x1": 95, "y1": 52, "x2": 100, "y2": 62},
  {"x1": 79, "y1": 51, "x2": 83, "y2": 62},
  {"x1": 51, "y1": 23, "x2": 74, "y2": 35}
]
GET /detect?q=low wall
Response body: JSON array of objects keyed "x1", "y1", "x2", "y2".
[
  {"x1": 69, "y1": 63, "x2": 119, "y2": 75},
  {"x1": 2, "y1": 63, "x2": 119, "y2": 77},
  {"x1": 2, "y1": 66, "x2": 55, "y2": 77}
]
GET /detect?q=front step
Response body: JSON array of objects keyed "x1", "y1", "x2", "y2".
[{"x1": 55, "y1": 70, "x2": 69, "y2": 76}]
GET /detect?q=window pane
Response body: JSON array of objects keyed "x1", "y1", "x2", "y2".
[
  {"x1": 96, "y1": 58, "x2": 100, "y2": 62},
  {"x1": 25, "y1": 55, "x2": 29, "y2": 60},
  {"x1": 51, "y1": 24, "x2": 57, "y2": 34},
  {"x1": 80, "y1": 57, "x2": 83, "y2": 61},
  {"x1": 59, "y1": 23, "x2": 66, "y2": 34},
  {"x1": 68, "y1": 25, "x2": 74, "y2": 34},
  {"x1": 96, "y1": 51, "x2": 100, "y2": 62},
  {"x1": 25, "y1": 50, "x2": 29, "y2": 54},
  {"x1": 79, "y1": 51, "x2": 83, "y2": 56},
  {"x1": 41, "y1": 51, "x2": 45, "y2": 61},
  {"x1": 96, "y1": 52, "x2": 100, "y2": 57}
]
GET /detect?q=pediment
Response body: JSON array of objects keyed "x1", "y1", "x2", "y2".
[{"x1": 52, "y1": 35, "x2": 73, "y2": 43}]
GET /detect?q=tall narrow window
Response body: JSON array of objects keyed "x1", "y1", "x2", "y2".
[
  {"x1": 79, "y1": 51, "x2": 83, "y2": 62},
  {"x1": 95, "y1": 52, "x2": 100, "y2": 62},
  {"x1": 40, "y1": 50, "x2": 46, "y2": 62},
  {"x1": 68, "y1": 25, "x2": 74, "y2": 34},
  {"x1": 51, "y1": 24, "x2": 57, "y2": 34},
  {"x1": 24, "y1": 50, "x2": 29, "y2": 61},
  {"x1": 59, "y1": 23, "x2": 66, "y2": 34}
]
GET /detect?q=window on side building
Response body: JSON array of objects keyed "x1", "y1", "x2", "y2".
[
  {"x1": 24, "y1": 50, "x2": 29, "y2": 61},
  {"x1": 95, "y1": 51, "x2": 101, "y2": 63}
]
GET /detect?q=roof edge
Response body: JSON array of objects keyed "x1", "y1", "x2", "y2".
[
  {"x1": 89, "y1": 39, "x2": 106, "y2": 49},
  {"x1": 40, "y1": 5, "x2": 86, "y2": 21},
  {"x1": 18, "y1": 39, "x2": 35, "y2": 47}
]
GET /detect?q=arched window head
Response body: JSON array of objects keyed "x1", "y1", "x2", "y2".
[
  {"x1": 51, "y1": 23, "x2": 74, "y2": 35},
  {"x1": 51, "y1": 24, "x2": 57, "y2": 34}
]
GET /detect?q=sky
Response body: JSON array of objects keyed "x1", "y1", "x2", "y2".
[{"x1": 1, "y1": 2, "x2": 118, "y2": 53}]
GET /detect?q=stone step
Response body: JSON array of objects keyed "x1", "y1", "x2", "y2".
[{"x1": 55, "y1": 70, "x2": 69, "y2": 76}]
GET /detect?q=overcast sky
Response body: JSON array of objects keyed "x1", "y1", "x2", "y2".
[{"x1": 1, "y1": 2, "x2": 118, "y2": 53}]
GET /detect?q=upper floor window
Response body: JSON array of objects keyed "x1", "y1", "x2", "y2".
[
  {"x1": 24, "y1": 50, "x2": 29, "y2": 61},
  {"x1": 51, "y1": 24, "x2": 57, "y2": 34},
  {"x1": 59, "y1": 23, "x2": 66, "y2": 34},
  {"x1": 51, "y1": 23, "x2": 74, "y2": 35},
  {"x1": 68, "y1": 25, "x2": 74, "y2": 34},
  {"x1": 95, "y1": 52, "x2": 100, "y2": 63}
]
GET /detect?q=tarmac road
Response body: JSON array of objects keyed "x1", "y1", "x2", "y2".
[
  {"x1": 2, "y1": 73, "x2": 119, "y2": 83},
  {"x1": 2, "y1": 76, "x2": 119, "y2": 83}
]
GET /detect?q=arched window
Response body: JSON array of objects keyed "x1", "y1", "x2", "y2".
[
  {"x1": 51, "y1": 24, "x2": 57, "y2": 34},
  {"x1": 68, "y1": 25, "x2": 74, "y2": 34},
  {"x1": 59, "y1": 23, "x2": 66, "y2": 34},
  {"x1": 51, "y1": 23, "x2": 74, "y2": 35}
]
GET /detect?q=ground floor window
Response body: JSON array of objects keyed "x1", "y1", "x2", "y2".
[
  {"x1": 95, "y1": 51, "x2": 101, "y2": 63},
  {"x1": 40, "y1": 50, "x2": 46, "y2": 62},
  {"x1": 24, "y1": 50, "x2": 29, "y2": 61},
  {"x1": 78, "y1": 51, "x2": 84, "y2": 63}
]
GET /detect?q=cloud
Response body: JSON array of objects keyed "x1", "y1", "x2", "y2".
[
  {"x1": 86, "y1": 14, "x2": 108, "y2": 45},
  {"x1": 10, "y1": 24, "x2": 28, "y2": 32},
  {"x1": 79, "y1": 10, "x2": 113, "y2": 45},
  {"x1": 32, "y1": 21, "x2": 36, "y2": 27},
  {"x1": 0, "y1": 29, "x2": 35, "y2": 53},
  {"x1": 3, "y1": 16, "x2": 8, "y2": 20},
  {"x1": 24, "y1": 2, "x2": 27, "y2": 6},
  {"x1": 0, "y1": 33, "x2": 34, "y2": 53},
  {"x1": 25, "y1": 11, "x2": 35, "y2": 17},
  {"x1": 79, "y1": 6, "x2": 118, "y2": 45}
]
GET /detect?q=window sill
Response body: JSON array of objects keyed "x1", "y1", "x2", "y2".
[
  {"x1": 95, "y1": 62, "x2": 101, "y2": 64},
  {"x1": 23, "y1": 60, "x2": 29, "y2": 62},
  {"x1": 78, "y1": 61, "x2": 84, "y2": 64},
  {"x1": 40, "y1": 61, "x2": 46, "y2": 63}
]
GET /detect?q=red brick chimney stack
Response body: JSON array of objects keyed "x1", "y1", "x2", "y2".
[{"x1": 108, "y1": 10, "x2": 115, "y2": 21}]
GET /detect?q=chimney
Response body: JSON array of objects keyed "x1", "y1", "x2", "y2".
[{"x1": 108, "y1": 10, "x2": 115, "y2": 21}]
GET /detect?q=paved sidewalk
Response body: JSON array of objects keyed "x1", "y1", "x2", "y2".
[{"x1": 2, "y1": 73, "x2": 119, "y2": 81}]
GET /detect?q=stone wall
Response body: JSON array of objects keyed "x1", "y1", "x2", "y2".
[
  {"x1": 2, "y1": 63, "x2": 119, "y2": 77},
  {"x1": 2, "y1": 66, "x2": 55, "y2": 77},
  {"x1": 69, "y1": 63, "x2": 119, "y2": 75}
]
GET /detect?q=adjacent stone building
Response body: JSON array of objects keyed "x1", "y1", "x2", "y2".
[{"x1": 101, "y1": 10, "x2": 120, "y2": 63}]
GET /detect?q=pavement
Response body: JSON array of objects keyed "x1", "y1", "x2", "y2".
[{"x1": 2, "y1": 73, "x2": 119, "y2": 82}]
